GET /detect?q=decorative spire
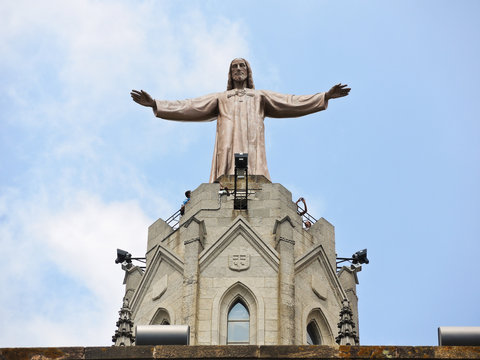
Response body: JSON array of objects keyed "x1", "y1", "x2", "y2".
[
  {"x1": 112, "y1": 297, "x2": 135, "y2": 346},
  {"x1": 336, "y1": 298, "x2": 359, "y2": 345}
]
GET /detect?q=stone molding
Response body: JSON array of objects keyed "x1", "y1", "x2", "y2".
[
  {"x1": 337, "y1": 265, "x2": 360, "y2": 285},
  {"x1": 182, "y1": 217, "x2": 207, "y2": 251},
  {"x1": 303, "y1": 307, "x2": 335, "y2": 345},
  {"x1": 211, "y1": 281, "x2": 264, "y2": 345},
  {"x1": 199, "y1": 216, "x2": 279, "y2": 273},
  {"x1": 184, "y1": 237, "x2": 202, "y2": 245},
  {"x1": 311, "y1": 275, "x2": 327, "y2": 301},
  {"x1": 295, "y1": 244, "x2": 347, "y2": 305},
  {"x1": 273, "y1": 216, "x2": 295, "y2": 251},
  {"x1": 149, "y1": 307, "x2": 172, "y2": 325},
  {"x1": 151, "y1": 275, "x2": 168, "y2": 301},
  {"x1": 228, "y1": 254, "x2": 250, "y2": 271},
  {"x1": 272, "y1": 216, "x2": 296, "y2": 234},
  {"x1": 2, "y1": 346, "x2": 479, "y2": 360},
  {"x1": 129, "y1": 245, "x2": 184, "y2": 318},
  {"x1": 276, "y1": 237, "x2": 295, "y2": 246}
]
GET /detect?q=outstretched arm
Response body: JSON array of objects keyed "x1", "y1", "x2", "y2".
[
  {"x1": 131, "y1": 89, "x2": 156, "y2": 110},
  {"x1": 296, "y1": 197, "x2": 307, "y2": 216},
  {"x1": 262, "y1": 84, "x2": 349, "y2": 119},
  {"x1": 325, "y1": 83, "x2": 351, "y2": 101},
  {"x1": 131, "y1": 89, "x2": 219, "y2": 122}
]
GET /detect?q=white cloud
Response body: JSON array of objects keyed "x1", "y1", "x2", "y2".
[
  {"x1": 34, "y1": 192, "x2": 150, "y2": 301},
  {"x1": 0, "y1": 0, "x2": 251, "y2": 347},
  {"x1": 0, "y1": 189, "x2": 152, "y2": 346},
  {"x1": 0, "y1": 0, "x2": 249, "y2": 145}
]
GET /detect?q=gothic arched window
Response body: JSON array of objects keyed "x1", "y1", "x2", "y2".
[
  {"x1": 306, "y1": 321, "x2": 321, "y2": 345},
  {"x1": 150, "y1": 308, "x2": 171, "y2": 325},
  {"x1": 227, "y1": 300, "x2": 250, "y2": 344}
]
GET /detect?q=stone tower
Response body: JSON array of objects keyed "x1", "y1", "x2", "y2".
[{"x1": 118, "y1": 176, "x2": 362, "y2": 345}]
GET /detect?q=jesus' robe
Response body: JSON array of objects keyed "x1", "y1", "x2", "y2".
[{"x1": 153, "y1": 88, "x2": 328, "y2": 183}]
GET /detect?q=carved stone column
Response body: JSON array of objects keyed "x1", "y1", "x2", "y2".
[
  {"x1": 182, "y1": 217, "x2": 206, "y2": 345},
  {"x1": 273, "y1": 216, "x2": 296, "y2": 345}
]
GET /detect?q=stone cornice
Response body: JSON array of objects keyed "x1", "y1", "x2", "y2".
[
  {"x1": 276, "y1": 237, "x2": 295, "y2": 246},
  {"x1": 184, "y1": 237, "x2": 201, "y2": 245},
  {"x1": 1, "y1": 346, "x2": 479, "y2": 359}
]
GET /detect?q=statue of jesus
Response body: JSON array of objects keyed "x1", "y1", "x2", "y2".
[{"x1": 131, "y1": 58, "x2": 350, "y2": 183}]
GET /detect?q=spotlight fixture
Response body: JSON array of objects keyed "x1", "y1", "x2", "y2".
[
  {"x1": 115, "y1": 249, "x2": 132, "y2": 264},
  {"x1": 114, "y1": 248, "x2": 146, "y2": 269},
  {"x1": 352, "y1": 249, "x2": 369, "y2": 264},
  {"x1": 234, "y1": 153, "x2": 248, "y2": 169},
  {"x1": 234, "y1": 153, "x2": 248, "y2": 210},
  {"x1": 336, "y1": 249, "x2": 369, "y2": 270}
]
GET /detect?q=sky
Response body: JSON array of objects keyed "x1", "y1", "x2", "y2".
[{"x1": 1, "y1": 0, "x2": 479, "y2": 347}]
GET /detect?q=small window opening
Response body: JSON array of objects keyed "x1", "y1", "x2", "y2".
[
  {"x1": 306, "y1": 321, "x2": 321, "y2": 345},
  {"x1": 227, "y1": 300, "x2": 250, "y2": 344}
]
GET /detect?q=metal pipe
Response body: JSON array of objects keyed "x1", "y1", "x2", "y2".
[
  {"x1": 135, "y1": 325, "x2": 190, "y2": 345},
  {"x1": 438, "y1": 326, "x2": 480, "y2": 346}
]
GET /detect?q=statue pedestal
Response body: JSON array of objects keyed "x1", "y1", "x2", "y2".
[{"x1": 122, "y1": 181, "x2": 360, "y2": 345}]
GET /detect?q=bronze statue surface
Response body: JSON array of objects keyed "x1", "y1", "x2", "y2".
[{"x1": 131, "y1": 58, "x2": 350, "y2": 182}]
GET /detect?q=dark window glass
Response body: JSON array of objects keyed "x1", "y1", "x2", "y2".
[
  {"x1": 306, "y1": 321, "x2": 321, "y2": 345},
  {"x1": 227, "y1": 300, "x2": 249, "y2": 344}
]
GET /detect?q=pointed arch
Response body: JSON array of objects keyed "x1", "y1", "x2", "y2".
[
  {"x1": 304, "y1": 308, "x2": 334, "y2": 345},
  {"x1": 150, "y1": 307, "x2": 171, "y2": 325},
  {"x1": 227, "y1": 300, "x2": 250, "y2": 344},
  {"x1": 212, "y1": 281, "x2": 263, "y2": 345}
]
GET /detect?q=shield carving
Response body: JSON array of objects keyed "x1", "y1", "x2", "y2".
[{"x1": 228, "y1": 254, "x2": 250, "y2": 271}]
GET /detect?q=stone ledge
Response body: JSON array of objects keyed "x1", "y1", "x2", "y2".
[{"x1": 1, "y1": 346, "x2": 479, "y2": 360}]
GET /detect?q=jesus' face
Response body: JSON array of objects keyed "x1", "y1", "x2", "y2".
[{"x1": 231, "y1": 59, "x2": 248, "y2": 83}]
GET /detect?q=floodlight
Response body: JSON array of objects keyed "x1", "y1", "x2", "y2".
[
  {"x1": 336, "y1": 248, "x2": 370, "y2": 270},
  {"x1": 352, "y1": 249, "x2": 369, "y2": 264},
  {"x1": 233, "y1": 153, "x2": 249, "y2": 210},
  {"x1": 115, "y1": 248, "x2": 132, "y2": 264},
  {"x1": 234, "y1": 153, "x2": 248, "y2": 169}
]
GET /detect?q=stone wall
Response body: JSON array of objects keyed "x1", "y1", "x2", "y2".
[
  {"x1": 1, "y1": 346, "x2": 479, "y2": 360},
  {"x1": 122, "y1": 177, "x2": 362, "y2": 345}
]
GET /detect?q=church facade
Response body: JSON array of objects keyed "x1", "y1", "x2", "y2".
[{"x1": 118, "y1": 176, "x2": 362, "y2": 345}]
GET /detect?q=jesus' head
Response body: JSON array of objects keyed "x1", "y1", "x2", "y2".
[{"x1": 227, "y1": 58, "x2": 255, "y2": 90}]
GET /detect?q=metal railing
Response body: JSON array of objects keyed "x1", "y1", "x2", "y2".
[
  {"x1": 296, "y1": 200, "x2": 317, "y2": 229},
  {"x1": 165, "y1": 209, "x2": 182, "y2": 230},
  {"x1": 165, "y1": 200, "x2": 318, "y2": 231},
  {"x1": 301, "y1": 211, "x2": 317, "y2": 228}
]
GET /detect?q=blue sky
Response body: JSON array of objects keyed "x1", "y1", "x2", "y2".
[{"x1": 1, "y1": 0, "x2": 479, "y2": 347}]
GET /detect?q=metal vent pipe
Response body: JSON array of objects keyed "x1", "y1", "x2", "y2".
[
  {"x1": 135, "y1": 325, "x2": 190, "y2": 345},
  {"x1": 438, "y1": 326, "x2": 480, "y2": 346}
]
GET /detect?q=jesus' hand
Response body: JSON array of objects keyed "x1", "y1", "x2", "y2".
[
  {"x1": 131, "y1": 90, "x2": 156, "y2": 108},
  {"x1": 325, "y1": 84, "x2": 350, "y2": 101}
]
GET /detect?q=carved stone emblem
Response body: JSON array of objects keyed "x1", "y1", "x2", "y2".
[{"x1": 229, "y1": 254, "x2": 250, "y2": 271}]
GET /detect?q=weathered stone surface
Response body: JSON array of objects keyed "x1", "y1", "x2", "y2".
[
  {"x1": 85, "y1": 346, "x2": 154, "y2": 360},
  {"x1": 0, "y1": 347, "x2": 84, "y2": 360},
  {"x1": 2, "y1": 346, "x2": 480, "y2": 360},
  {"x1": 147, "y1": 219, "x2": 173, "y2": 264},
  {"x1": 274, "y1": 217, "x2": 296, "y2": 345},
  {"x1": 125, "y1": 182, "x2": 357, "y2": 345}
]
